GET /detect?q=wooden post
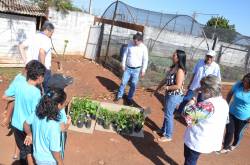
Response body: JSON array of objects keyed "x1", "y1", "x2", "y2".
[{"x1": 104, "y1": 0, "x2": 119, "y2": 64}]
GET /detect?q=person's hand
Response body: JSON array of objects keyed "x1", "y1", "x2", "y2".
[
  {"x1": 66, "y1": 115, "x2": 71, "y2": 125},
  {"x1": 187, "y1": 97, "x2": 196, "y2": 105},
  {"x1": 122, "y1": 66, "x2": 125, "y2": 71},
  {"x1": 141, "y1": 72, "x2": 145, "y2": 77},
  {"x1": 24, "y1": 135, "x2": 32, "y2": 145}
]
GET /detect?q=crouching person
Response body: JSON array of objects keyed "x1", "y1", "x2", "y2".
[
  {"x1": 24, "y1": 88, "x2": 67, "y2": 165},
  {"x1": 182, "y1": 75, "x2": 229, "y2": 165}
]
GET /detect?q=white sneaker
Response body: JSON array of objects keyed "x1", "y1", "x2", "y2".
[
  {"x1": 229, "y1": 145, "x2": 237, "y2": 151},
  {"x1": 216, "y1": 149, "x2": 230, "y2": 154}
]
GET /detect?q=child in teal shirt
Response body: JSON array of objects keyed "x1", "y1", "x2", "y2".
[
  {"x1": 2, "y1": 60, "x2": 46, "y2": 165},
  {"x1": 24, "y1": 88, "x2": 68, "y2": 165}
]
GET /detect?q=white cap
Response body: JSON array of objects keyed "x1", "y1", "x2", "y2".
[{"x1": 206, "y1": 50, "x2": 216, "y2": 57}]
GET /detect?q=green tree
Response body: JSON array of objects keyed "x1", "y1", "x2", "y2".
[
  {"x1": 204, "y1": 16, "x2": 237, "y2": 43},
  {"x1": 30, "y1": 0, "x2": 82, "y2": 12}
]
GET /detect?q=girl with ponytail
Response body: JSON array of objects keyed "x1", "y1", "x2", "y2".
[{"x1": 23, "y1": 88, "x2": 69, "y2": 165}]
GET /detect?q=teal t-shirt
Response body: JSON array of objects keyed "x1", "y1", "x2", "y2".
[
  {"x1": 4, "y1": 74, "x2": 41, "y2": 131},
  {"x1": 230, "y1": 81, "x2": 250, "y2": 120},
  {"x1": 27, "y1": 115, "x2": 61, "y2": 162}
]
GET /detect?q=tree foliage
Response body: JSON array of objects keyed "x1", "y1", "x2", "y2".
[
  {"x1": 30, "y1": 0, "x2": 82, "y2": 12},
  {"x1": 204, "y1": 16, "x2": 237, "y2": 43}
]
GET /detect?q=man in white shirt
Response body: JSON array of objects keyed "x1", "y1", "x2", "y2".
[
  {"x1": 115, "y1": 33, "x2": 148, "y2": 105},
  {"x1": 19, "y1": 21, "x2": 54, "y2": 93},
  {"x1": 178, "y1": 50, "x2": 221, "y2": 112}
]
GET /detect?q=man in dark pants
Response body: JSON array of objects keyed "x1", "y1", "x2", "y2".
[{"x1": 19, "y1": 21, "x2": 55, "y2": 93}]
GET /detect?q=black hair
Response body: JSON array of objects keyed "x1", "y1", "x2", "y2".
[
  {"x1": 242, "y1": 73, "x2": 250, "y2": 86},
  {"x1": 36, "y1": 88, "x2": 67, "y2": 121},
  {"x1": 26, "y1": 60, "x2": 46, "y2": 81},
  {"x1": 41, "y1": 21, "x2": 54, "y2": 32},
  {"x1": 133, "y1": 32, "x2": 143, "y2": 41},
  {"x1": 171, "y1": 49, "x2": 186, "y2": 72}
]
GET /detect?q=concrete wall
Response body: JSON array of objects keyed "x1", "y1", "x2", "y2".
[
  {"x1": 48, "y1": 8, "x2": 94, "y2": 55},
  {"x1": 0, "y1": 13, "x2": 36, "y2": 64}
]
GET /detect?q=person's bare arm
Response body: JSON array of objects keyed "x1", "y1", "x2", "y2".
[
  {"x1": 23, "y1": 121, "x2": 32, "y2": 145},
  {"x1": 52, "y1": 152, "x2": 63, "y2": 165},
  {"x1": 60, "y1": 115, "x2": 71, "y2": 132},
  {"x1": 166, "y1": 69, "x2": 185, "y2": 91},
  {"x1": 2, "y1": 95, "x2": 15, "y2": 101},
  {"x1": 39, "y1": 48, "x2": 46, "y2": 65},
  {"x1": 226, "y1": 89, "x2": 233, "y2": 104},
  {"x1": 0, "y1": 100, "x2": 14, "y2": 127}
]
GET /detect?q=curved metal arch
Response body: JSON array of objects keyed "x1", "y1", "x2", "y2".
[
  {"x1": 99, "y1": 1, "x2": 136, "y2": 25},
  {"x1": 149, "y1": 15, "x2": 208, "y2": 52},
  {"x1": 118, "y1": 1, "x2": 136, "y2": 24},
  {"x1": 221, "y1": 37, "x2": 250, "y2": 55},
  {"x1": 98, "y1": 1, "x2": 117, "y2": 25}
]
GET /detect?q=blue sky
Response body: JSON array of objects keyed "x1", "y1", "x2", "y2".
[{"x1": 73, "y1": 0, "x2": 250, "y2": 36}]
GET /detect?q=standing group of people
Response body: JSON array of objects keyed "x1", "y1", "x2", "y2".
[
  {"x1": 1, "y1": 24, "x2": 249, "y2": 165},
  {"x1": 117, "y1": 32, "x2": 250, "y2": 165},
  {"x1": 1, "y1": 21, "x2": 71, "y2": 165}
]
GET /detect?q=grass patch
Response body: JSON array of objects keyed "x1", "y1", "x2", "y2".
[{"x1": 0, "y1": 68, "x2": 22, "y2": 81}]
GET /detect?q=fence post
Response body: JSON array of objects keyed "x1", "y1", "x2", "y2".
[{"x1": 104, "y1": 0, "x2": 119, "y2": 64}]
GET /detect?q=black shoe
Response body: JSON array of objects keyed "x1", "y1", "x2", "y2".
[
  {"x1": 114, "y1": 97, "x2": 121, "y2": 102},
  {"x1": 126, "y1": 99, "x2": 133, "y2": 106}
]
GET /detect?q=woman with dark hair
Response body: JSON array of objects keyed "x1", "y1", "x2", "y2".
[
  {"x1": 219, "y1": 73, "x2": 250, "y2": 153},
  {"x1": 23, "y1": 88, "x2": 67, "y2": 165},
  {"x1": 182, "y1": 75, "x2": 229, "y2": 165},
  {"x1": 153, "y1": 49, "x2": 186, "y2": 142}
]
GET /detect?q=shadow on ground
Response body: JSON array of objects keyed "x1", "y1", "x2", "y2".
[
  {"x1": 96, "y1": 76, "x2": 119, "y2": 92},
  {"x1": 121, "y1": 131, "x2": 179, "y2": 165}
]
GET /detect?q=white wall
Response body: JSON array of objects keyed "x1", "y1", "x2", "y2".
[
  {"x1": 48, "y1": 8, "x2": 94, "y2": 55},
  {"x1": 0, "y1": 13, "x2": 36, "y2": 63}
]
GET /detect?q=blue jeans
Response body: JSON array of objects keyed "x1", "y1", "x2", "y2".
[
  {"x1": 117, "y1": 67, "x2": 140, "y2": 100},
  {"x1": 184, "y1": 144, "x2": 201, "y2": 165},
  {"x1": 161, "y1": 94, "x2": 183, "y2": 138}
]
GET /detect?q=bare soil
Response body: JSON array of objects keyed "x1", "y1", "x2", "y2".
[{"x1": 0, "y1": 56, "x2": 249, "y2": 165}]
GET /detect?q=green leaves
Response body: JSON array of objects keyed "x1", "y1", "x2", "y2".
[{"x1": 70, "y1": 97, "x2": 99, "y2": 126}]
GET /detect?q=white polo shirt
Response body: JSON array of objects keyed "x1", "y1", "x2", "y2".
[
  {"x1": 23, "y1": 32, "x2": 52, "y2": 70},
  {"x1": 189, "y1": 59, "x2": 221, "y2": 90}
]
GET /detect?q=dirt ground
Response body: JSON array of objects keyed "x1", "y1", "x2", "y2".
[{"x1": 0, "y1": 56, "x2": 250, "y2": 165}]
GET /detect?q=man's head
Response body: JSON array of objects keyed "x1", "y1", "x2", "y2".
[
  {"x1": 204, "y1": 50, "x2": 216, "y2": 65},
  {"x1": 26, "y1": 60, "x2": 46, "y2": 85},
  {"x1": 41, "y1": 21, "x2": 54, "y2": 38},
  {"x1": 133, "y1": 32, "x2": 143, "y2": 46}
]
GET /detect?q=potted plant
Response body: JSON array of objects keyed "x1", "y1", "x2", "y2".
[
  {"x1": 76, "y1": 113, "x2": 85, "y2": 128},
  {"x1": 103, "y1": 111, "x2": 113, "y2": 129},
  {"x1": 133, "y1": 112, "x2": 144, "y2": 133},
  {"x1": 85, "y1": 114, "x2": 92, "y2": 128},
  {"x1": 96, "y1": 107, "x2": 107, "y2": 126}
]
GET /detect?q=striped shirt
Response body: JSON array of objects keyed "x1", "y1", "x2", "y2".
[{"x1": 165, "y1": 71, "x2": 183, "y2": 95}]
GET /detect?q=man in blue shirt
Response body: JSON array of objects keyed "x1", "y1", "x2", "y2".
[
  {"x1": 178, "y1": 50, "x2": 221, "y2": 113},
  {"x1": 2, "y1": 60, "x2": 46, "y2": 165}
]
